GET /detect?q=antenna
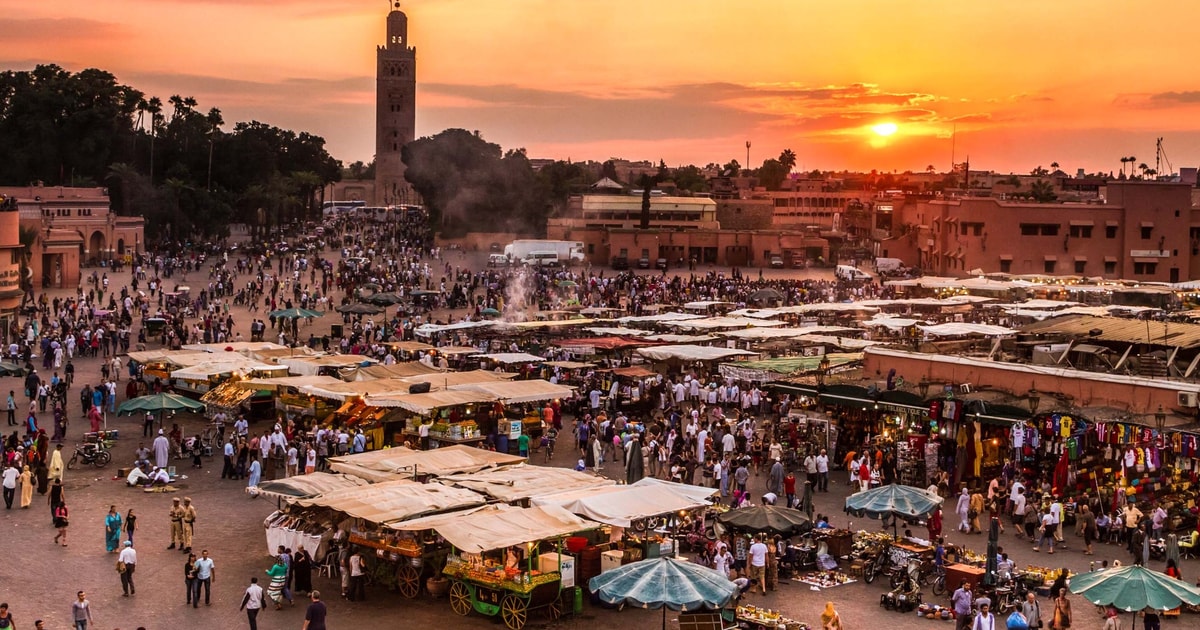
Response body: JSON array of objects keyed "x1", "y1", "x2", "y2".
[{"x1": 1156, "y1": 137, "x2": 1173, "y2": 178}]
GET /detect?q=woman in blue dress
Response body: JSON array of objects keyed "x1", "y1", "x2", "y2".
[{"x1": 104, "y1": 505, "x2": 122, "y2": 552}]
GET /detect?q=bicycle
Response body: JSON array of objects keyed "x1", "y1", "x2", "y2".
[
  {"x1": 542, "y1": 433, "x2": 556, "y2": 463},
  {"x1": 930, "y1": 565, "x2": 947, "y2": 597}
]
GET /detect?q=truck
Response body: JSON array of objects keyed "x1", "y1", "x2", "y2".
[{"x1": 503, "y1": 240, "x2": 585, "y2": 265}]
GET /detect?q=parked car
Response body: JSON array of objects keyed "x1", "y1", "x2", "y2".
[
  {"x1": 655, "y1": 258, "x2": 669, "y2": 271},
  {"x1": 769, "y1": 254, "x2": 784, "y2": 268},
  {"x1": 637, "y1": 256, "x2": 651, "y2": 269},
  {"x1": 612, "y1": 256, "x2": 630, "y2": 270}
]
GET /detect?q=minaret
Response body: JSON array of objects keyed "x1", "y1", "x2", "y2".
[{"x1": 375, "y1": 2, "x2": 416, "y2": 206}]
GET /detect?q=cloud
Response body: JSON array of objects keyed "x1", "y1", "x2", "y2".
[
  {"x1": 0, "y1": 17, "x2": 128, "y2": 42},
  {"x1": 1149, "y1": 91, "x2": 1200, "y2": 104}
]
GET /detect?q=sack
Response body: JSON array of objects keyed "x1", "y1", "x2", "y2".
[{"x1": 116, "y1": 560, "x2": 127, "y2": 573}]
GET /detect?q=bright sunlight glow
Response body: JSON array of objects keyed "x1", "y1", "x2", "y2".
[{"x1": 872, "y1": 122, "x2": 898, "y2": 136}]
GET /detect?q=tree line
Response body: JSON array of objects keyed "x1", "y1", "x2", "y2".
[{"x1": 0, "y1": 64, "x2": 341, "y2": 242}]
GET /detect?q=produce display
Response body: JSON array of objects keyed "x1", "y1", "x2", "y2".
[
  {"x1": 916, "y1": 604, "x2": 956, "y2": 620},
  {"x1": 797, "y1": 570, "x2": 856, "y2": 589},
  {"x1": 736, "y1": 605, "x2": 808, "y2": 630}
]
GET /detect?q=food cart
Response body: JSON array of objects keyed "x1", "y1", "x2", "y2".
[
  {"x1": 393, "y1": 504, "x2": 599, "y2": 630},
  {"x1": 290, "y1": 479, "x2": 487, "y2": 598}
]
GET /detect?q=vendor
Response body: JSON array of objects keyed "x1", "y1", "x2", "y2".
[{"x1": 505, "y1": 546, "x2": 523, "y2": 570}]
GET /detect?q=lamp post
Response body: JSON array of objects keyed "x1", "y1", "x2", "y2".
[
  {"x1": 1154, "y1": 404, "x2": 1167, "y2": 434},
  {"x1": 1027, "y1": 389, "x2": 1041, "y2": 416},
  {"x1": 816, "y1": 355, "x2": 830, "y2": 389},
  {"x1": 918, "y1": 377, "x2": 930, "y2": 399}
]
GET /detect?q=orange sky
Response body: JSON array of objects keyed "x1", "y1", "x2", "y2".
[{"x1": 3, "y1": 0, "x2": 1200, "y2": 174}]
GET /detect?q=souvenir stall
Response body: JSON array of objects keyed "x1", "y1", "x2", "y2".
[
  {"x1": 363, "y1": 390, "x2": 496, "y2": 449},
  {"x1": 449, "y1": 380, "x2": 575, "y2": 455},
  {"x1": 288, "y1": 479, "x2": 488, "y2": 598},
  {"x1": 392, "y1": 504, "x2": 599, "y2": 630},
  {"x1": 734, "y1": 605, "x2": 808, "y2": 630}
]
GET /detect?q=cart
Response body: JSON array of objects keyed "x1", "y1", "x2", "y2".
[
  {"x1": 443, "y1": 562, "x2": 565, "y2": 630},
  {"x1": 348, "y1": 534, "x2": 448, "y2": 599}
]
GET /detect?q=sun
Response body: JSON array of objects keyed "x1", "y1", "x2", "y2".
[{"x1": 872, "y1": 122, "x2": 898, "y2": 137}]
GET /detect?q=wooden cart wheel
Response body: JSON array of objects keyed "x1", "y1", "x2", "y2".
[
  {"x1": 501, "y1": 594, "x2": 528, "y2": 630},
  {"x1": 449, "y1": 581, "x2": 471, "y2": 616},
  {"x1": 397, "y1": 564, "x2": 420, "y2": 599},
  {"x1": 547, "y1": 593, "x2": 563, "y2": 620}
]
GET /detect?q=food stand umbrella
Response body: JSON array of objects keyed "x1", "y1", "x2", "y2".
[
  {"x1": 844, "y1": 483, "x2": 941, "y2": 538},
  {"x1": 1068, "y1": 564, "x2": 1200, "y2": 627},
  {"x1": 117, "y1": 392, "x2": 205, "y2": 428},
  {"x1": 336, "y1": 303, "x2": 383, "y2": 315},
  {"x1": 366, "y1": 292, "x2": 404, "y2": 306},
  {"x1": 715, "y1": 505, "x2": 811, "y2": 536},
  {"x1": 270, "y1": 307, "x2": 323, "y2": 319},
  {"x1": 747, "y1": 288, "x2": 784, "y2": 304},
  {"x1": 983, "y1": 516, "x2": 999, "y2": 587},
  {"x1": 589, "y1": 556, "x2": 736, "y2": 630}
]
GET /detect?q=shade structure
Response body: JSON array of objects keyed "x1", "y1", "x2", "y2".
[
  {"x1": 844, "y1": 483, "x2": 941, "y2": 522},
  {"x1": 116, "y1": 393, "x2": 205, "y2": 415},
  {"x1": 715, "y1": 505, "x2": 811, "y2": 536},
  {"x1": 336, "y1": 303, "x2": 383, "y2": 315},
  {"x1": 1068, "y1": 564, "x2": 1200, "y2": 612},
  {"x1": 589, "y1": 556, "x2": 736, "y2": 630},
  {"x1": 270, "y1": 307, "x2": 323, "y2": 319},
  {"x1": 481, "y1": 308, "x2": 501, "y2": 317},
  {"x1": 366, "y1": 292, "x2": 405, "y2": 306},
  {"x1": 748, "y1": 288, "x2": 784, "y2": 304}
]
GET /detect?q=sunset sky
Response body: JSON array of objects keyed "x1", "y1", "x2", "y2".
[{"x1": 4, "y1": 0, "x2": 1200, "y2": 174}]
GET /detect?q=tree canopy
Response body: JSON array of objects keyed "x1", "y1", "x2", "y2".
[{"x1": 0, "y1": 64, "x2": 341, "y2": 241}]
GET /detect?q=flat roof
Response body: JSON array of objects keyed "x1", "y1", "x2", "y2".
[{"x1": 1020, "y1": 314, "x2": 1200, "y2": 350}]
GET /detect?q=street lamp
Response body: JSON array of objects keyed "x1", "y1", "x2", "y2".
[
  {"x1": 918, "y1": 377, "x2": 930, "y2": 399},
  {"x1": 816, "y1": 355, "x2": 830, "y2": 389},
  {"x1": 1154, "y1": 404, "x2": 1167, "y2": 434},
  {"x1": 1027, "y1": 389, "x2": 1041, "y2": 415}
]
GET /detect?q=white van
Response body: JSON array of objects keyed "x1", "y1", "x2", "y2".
[
  {"x1": 487, "y1": 253, "x2": 510, "y2": 267},
  {"x1": 523, "y1": 251, "x2": 560, "y2": 267},
  {"x1": 835, "y1": 265, "x2": 874, "y2": 281}
]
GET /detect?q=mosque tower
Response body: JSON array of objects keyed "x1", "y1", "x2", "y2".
[{"x1": 375, "y1": 2, "x2": 416, "y2": 206}]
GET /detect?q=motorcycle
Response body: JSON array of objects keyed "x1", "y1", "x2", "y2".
[{"x1": 67, "y1": 442, "x2": 112, "y2": 469}]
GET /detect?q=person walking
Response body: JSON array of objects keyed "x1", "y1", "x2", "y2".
[
  {"x1": 816, "y1": 448, "x2": 830, "y2": 492},
  {"x1": 348, "y1": 548, "x2": 366, "y2": 601},
  {"x1": 118, "y1": 540, "x2": 137, "y2": 595},
  {"x1": 239, "y1": 577, "x2": 266, "y2": 630},
  {"x1": 192, "y1": 549, "x2": 215, "y2": 607},
  {"x1": 301, "y1": 591, "x2": 327, "y2": 630},
  {"x1": 1020, "y1": 591, "x2": 1043, "y2": 629},
  {"x1": 104, "y1": 505, "x2": 122, "y2": 553},
  {"x1": 71, "y1": 590, "x2": 94, "y2": 630},
  {"x1": 184, "y1": 553, "x2": 198, "y2": 606},
  {"x1": 293, "y1": 545, "x2": 313, "y2": 595},
  {"x1": 18, "y1": 465, "x2": 32, "y2": 508},
  {"x1": 265, "y1": 556, "x2": 288, "y2": 610},
  {"x1": 2, "y1": 461, "x2": 18, "y2": 509},
  {"x1": 1050, "y1": 588, "x2": 1071, "y2": 630},
  {"x1": 956, "y1": 488, "x2": 971, "y2": 533},
  {"x1": 181, "y1": 497, "x2": 197, "y2": 553},
  {"x1": 748, "y1": 534, "x2": 768, "y2": 595},
  {"x1": 952, "y1": 581, "x2": 974, "y2": 630},
  {"x1": 971, "y1": 599, "x2": 996, "y2": 630},
  {"x1": 124, "y1": 509, "x2": 137, "y2": 545},
  {"x1": 53, "y1": 501, "x2": 70, "y2": 546},
  {"x1": 48, "y1": 477, "x2": 64, "y2": 525},
  {"x1": 820, "y1": 602, "x2": 843, "y2": 630}
]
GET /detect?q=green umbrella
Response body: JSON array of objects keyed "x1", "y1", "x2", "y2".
[
  {"x1": 556, "y1": 280, "x2": 578, "y2": 288},
  {"x1": 589, "y1": 557, "x2": 735, "y2": 630},
  {"x1": 715, "y1": 505, "x2": 811, "y2": 536},
  {"x1": 481, "y1": 308, "x2": 501, "y2": 318},
  {"x1": 270, "y1": 308, "x2": 323, "y2": 319},
  {"x1": 336, "y1": 303, "x2": 383, "y2": 315},
  {"x1": 0, "y1": 362, "x2": 25, "y2": 377},
  {"x1": 844, "y1": 483, "x2": 941, "y2": 538},
  {"x1": 116, "y1": 393, "x2": 205, "y2": 415},
  {"x1": 366, "y1": 292, "x2": 404, "y2": 306},
  {"x1": 1069, "y1": 564, "x2": 1200, "y2": 615}
]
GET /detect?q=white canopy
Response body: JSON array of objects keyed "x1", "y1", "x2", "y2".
[
  {"x1": 277, "y1": 355, "x2": 377, "y2": 376},
  {"x1": 293, "y1": 479, "x2": 486, "y2": 524},
  {"x1": 170, "y1": 360, "x2": 284, "y2": 380},
  {"x1": 584, "y1": 327, "x2": 652, "y2": 337},
  {"x1": 636, "y1": 345, "x2": 758, "y2": 362},
  {"x1": 532, "y1": 483, "x2": 711, "y2": 528},
  {"x1": 327, "y1": 445, "x2": 525, "y2": 482},
  {"x1": 438, "y1": 465, "x2": 614, "y2": 503},
  {"x1": 237, "y1": 375, "x2": 345, "y2": 391},
  {"x1": 364, "y1": 390, "x2": 496, "y2": 413},
  {"x1": 389, "y1": 504, "x2": 598, "y2": 553},
  {"x1": 615, "y1": 312, "x2": 704, "y2": 324},
  {"x1": 918, "y1": 323, "x2": 1017, "y2": 337},
  {"x1": 862, "y1": 317, "x2": 925, "y2": 330},
  {"x1": 413, "y1": 321, "x2": 495, "y2": 337},
  {"x1": 471, "y1": 352, "x2": 546, "y2": 364},
  {"x1": 299, "y1": 378, "x2": 415, "y2": 401},
  {"x1": 450, "y1": 379, "x2": 574, "y2": 404},
  {"x1": 666, "y1": 317, "x2": 787, "y2": 331},
  {"x1": 721, "y1": 326, "x2": 859, "y2": 339}
]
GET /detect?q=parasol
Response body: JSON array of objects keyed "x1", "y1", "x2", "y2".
[{"x1": 589, "y1": 556, "x2": 736, "y2": 630}]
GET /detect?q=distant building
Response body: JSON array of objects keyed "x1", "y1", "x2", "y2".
[
  {"x1": 0, "y1": 185, "x2": 144, "y2": 289},
  {"x1": 375, "y1": 3, "x2": 417, "y2": 206}
]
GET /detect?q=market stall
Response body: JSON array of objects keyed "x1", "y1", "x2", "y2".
[
  {"x1": 364, "y1": 390, "x2": 496, "y2": 449},
  {"x1": 201, "y1": 380, "x2": 274, "y2": 421},
  {"x1": 326, "y1": 444, "x2": 526, "y2": 483},
  {"x1": 393, "y1": 504, "x2": 599, "y2": 630},
  {"x1": 439, "y1": 464, "x2": 614, "y2": 506}
]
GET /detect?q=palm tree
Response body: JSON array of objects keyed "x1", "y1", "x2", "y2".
[
  {"x1": 778, "y1": 149, "x2": 797, "y2": 173},
  {"x1": 146, "y1": 96, "x2": 163, "y2": 182},
  {"x1": 205, "y1": 107, "x2": 224, "y2": 191},
  {"x1": 1050, "y1": 161, "x2": 1060, "y2": 172},
  {"x1": 1138, "y1": 163, "x2": 1149, "y2": 179}
]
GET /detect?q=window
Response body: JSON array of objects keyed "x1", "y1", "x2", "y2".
[
  {"x1": 1020, "y1": 223, "x2": 1058, "y2": 236},
  {"x1": 1044, "y1": 260, "x2": 1056, "y2": 274},
  {"x1": 1020, "y1": 224, "x2": 1039, "y2": 236},
  {"x1": 1141, "y1": 226, "x2": 1153, "y2": 239},
  {"x1": 1041, "y1": 224, "x2": 1059, "y2": 236},
  {"x1": 1134, "y1": 262, "x2": 1158, "y2": 275},
  {"x1": 1104, "y1": 261, "x2": 1117, "y2": 274},
  {"x1": 1069, "y1": 225, "x2": 1092, "y2": 238},
  {"x1": 1074, "y1": 260, "x2": 1086, "y2": 274},
  {"x1": 999, "y1": 259, "x2": 1012, "y2": 273},
  {"x1": 587, "y1": 243, "x2": 594, "y2": 254},
  {"x1": 1106, "y1": 225, "x2": 1118, "y2": 239},
  {"x1": 961, "y1": 222, "x2": 984, "y2": 236}
]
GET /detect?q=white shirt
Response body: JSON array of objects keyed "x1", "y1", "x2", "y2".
[
  {"x1": 349, "y1": 554, "x2": 364, "y2": 576},
  {"x1": 1, "y1": 467, "x2": 17, "y2": 489},
  {"x1": 816, "y1": 454, "x2": 829, "y2": 473},
  {"x1": 243, "y1": 583, "x2": 264, "y2": 610},
  {"x1": 119, "y1": 546, "x2": 138, "y2": 565},
  {"x1": 748, "y1": 542, "x2": 768, "y2": 567}
]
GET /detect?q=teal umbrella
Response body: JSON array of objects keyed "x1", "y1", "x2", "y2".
[
  {"x1": 844, "y1": 483, "x2": 941, "y2": 537},
  {"x1": 336, "y1": 303, "x2": 383, "y2": 315},
  {"x1": 116, "y1": 393, "x2": 205, "y2": 415},
  {"x1": 481, "y1": 308, "x2": 501, "y2": 318},
  {"x1": 589, "y1": 556, "x2": 735, "y2": 630},
  {"x1": 366, "y1": 292, "x2": 404, "y2": 306},
  {"x1": 270, "y1": 308, "x2": 323, "y2": 319},
  {"x1": 1069, "y1": 564, "x2": 1200, "y2": 614}
]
